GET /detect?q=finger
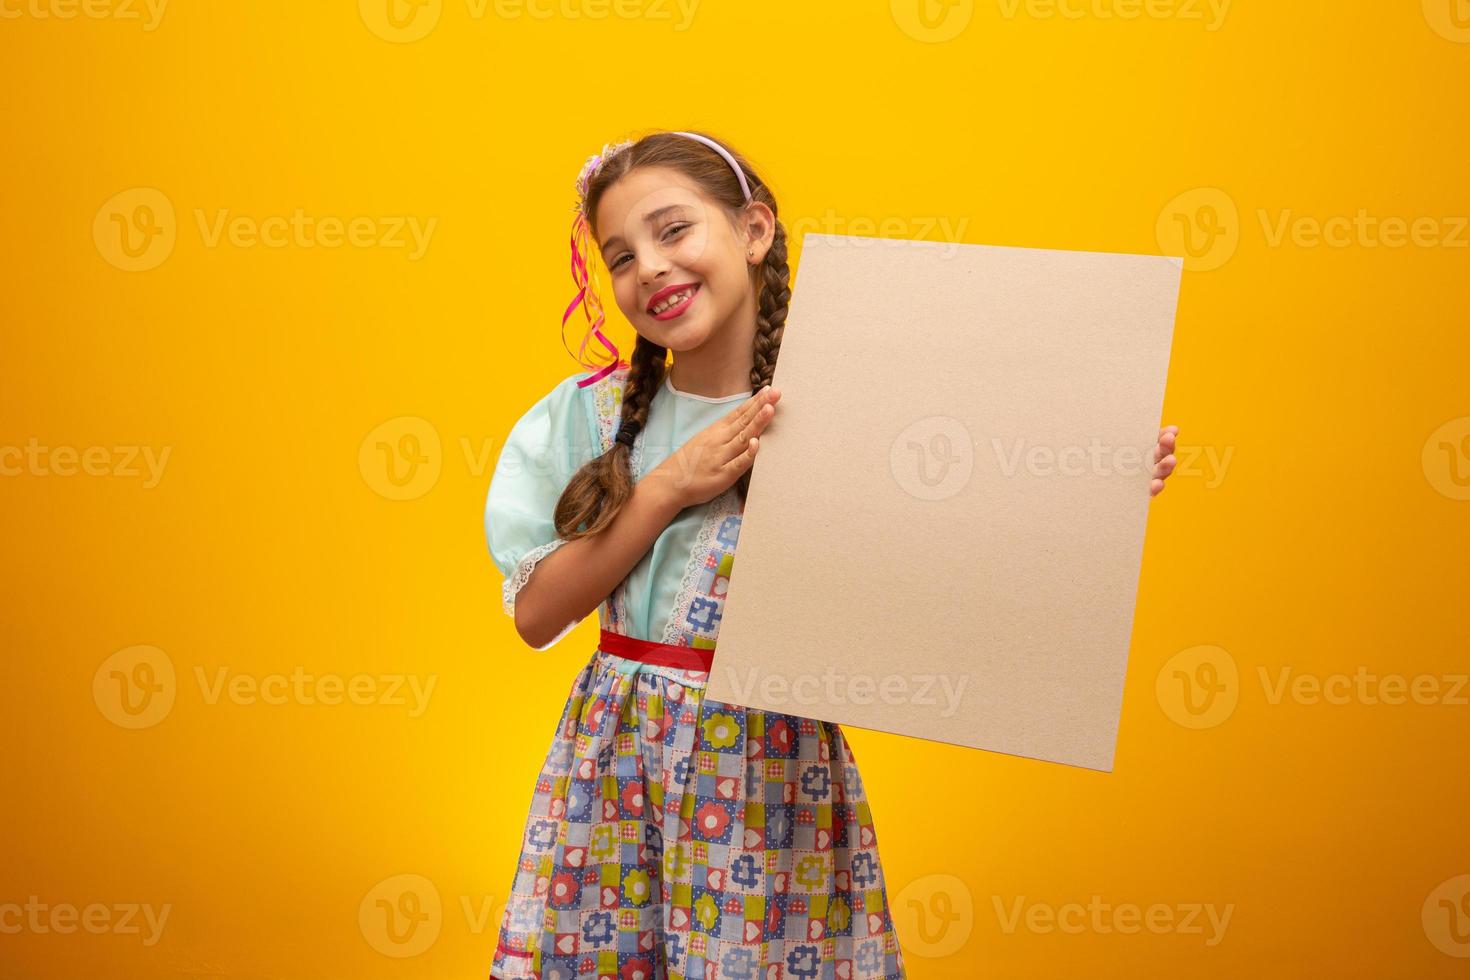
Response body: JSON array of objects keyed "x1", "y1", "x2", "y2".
[
  {"x1": 717, "y1": 392, "x2": 761, "y2": 434},
  {"x1": 1154, "y1": 429, "x2": 1177, "y2": 462},
  {"x1": 718, "y1": 397, "x2": 757, "y2": 435},
  {"x1": 722, "y1": 435, "x2": 759, "y2": 476},
  {"x1": 723, "y1": 402, "x2": 776, "y2": 465},
  {"x1": 724, "y1": 385, "x2": 779, "y2": 432},
  {"x1": 1150, "y1": 477, "x2": 1165, "y2": 497},
  {"x1": 736, "y1": 399, "x2": 777, "y2": 443},
  {"x1": 1153, "y1": 453, "x2": 1177, "y2": 479}
]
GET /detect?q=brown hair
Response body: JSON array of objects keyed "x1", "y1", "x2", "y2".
[{"x1": 552, "y1": 131, "x2": 790, "y2": 540}]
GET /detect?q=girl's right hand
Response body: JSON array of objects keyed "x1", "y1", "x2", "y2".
[{"x1": 649, "y1": 385, "x2": 781, "y2": 510}]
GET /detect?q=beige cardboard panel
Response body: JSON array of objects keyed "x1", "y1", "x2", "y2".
[{"x1": 704, "y1": 233, "x2": 1181, "y2": 772}]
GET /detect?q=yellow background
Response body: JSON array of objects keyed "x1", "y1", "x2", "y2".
[{"x1": 3, "y1": 1, "x2": 1468, "y2": 977}]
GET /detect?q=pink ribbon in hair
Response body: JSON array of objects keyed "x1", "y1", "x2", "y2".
[{"x1": 564, "y1": 209, "x2": 625, "y2": 388}]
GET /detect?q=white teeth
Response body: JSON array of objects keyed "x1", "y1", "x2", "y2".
[{"x1": 652, "y1": 288, "x2": 694, "y2": 314}]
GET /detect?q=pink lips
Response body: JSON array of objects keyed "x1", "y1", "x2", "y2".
[{"x1": 647, "y1": 283, "x2": 700, "y2": 321}]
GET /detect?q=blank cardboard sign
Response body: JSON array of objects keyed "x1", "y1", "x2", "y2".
[{"x1": 704, "y1": 233, "x2": 1182, "y2": 772}]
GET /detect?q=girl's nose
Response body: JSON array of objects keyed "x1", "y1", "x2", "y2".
[{"x1": 638, "y1": 256, "x2": 670, "y2": 285}]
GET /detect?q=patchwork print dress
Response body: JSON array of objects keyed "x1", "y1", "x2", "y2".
[{"x1": 484, "y1": 367, "x2": 906, "y2": 980}]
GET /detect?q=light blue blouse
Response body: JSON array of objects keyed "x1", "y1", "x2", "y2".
[{"x1": 485, "y1": 367, "x2": 752, "y2": 652}]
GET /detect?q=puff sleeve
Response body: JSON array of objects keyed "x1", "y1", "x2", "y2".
[{"x1": 484, "y1": 372, "x2": 600, "y2": 650}]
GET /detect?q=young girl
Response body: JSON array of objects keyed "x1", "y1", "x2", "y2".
[{"x1": 485, "y1": 129, "x2": 1180, "y2": 980}]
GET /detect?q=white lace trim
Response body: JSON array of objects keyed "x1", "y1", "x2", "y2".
[
  {"x1": 592, "y1": 367, "x2": 645, "y2": 632},
  {"x1": 502, "y1": 538, "x2": 580, "y2": 650},
  {"x1": 501, "y1": 537, "x2": 570, "y2": 618},
  {"x1": 661, "y1": 486, "x2": 740, "y2": 644}
]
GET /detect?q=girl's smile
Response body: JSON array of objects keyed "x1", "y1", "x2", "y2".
[{"x1": 647, "y1": 282, "x2": 701, "y2": 319}]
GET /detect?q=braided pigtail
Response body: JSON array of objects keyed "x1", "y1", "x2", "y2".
[
  {"x1": 735, "y1": 209, "x2": 791, "y2": 503},
  {"x1": 554, "y1": 335, "x2": 668, "y2": 540}
]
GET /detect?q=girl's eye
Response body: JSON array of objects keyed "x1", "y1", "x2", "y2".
[{"x1": 609, "y1": 224, "x2": 690, "y2": 271}]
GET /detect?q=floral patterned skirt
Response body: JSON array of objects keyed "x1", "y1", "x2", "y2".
[{"x1": 489, "y1": 645, "x2": 906, "y2": 980}]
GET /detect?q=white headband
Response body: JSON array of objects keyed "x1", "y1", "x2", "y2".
[{"x1": 669, "y1": 130, "x2": 753, "y2": 203}]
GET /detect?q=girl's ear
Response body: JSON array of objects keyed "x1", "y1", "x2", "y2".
[{"x1": 742, "y1": 202, "x2": 777, "y2": 266}]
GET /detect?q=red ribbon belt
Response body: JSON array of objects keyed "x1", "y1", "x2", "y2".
[{"x1": 599, "y1": 628, "x2": 714, "y2": 673}]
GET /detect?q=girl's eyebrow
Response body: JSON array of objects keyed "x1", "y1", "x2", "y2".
[{"x1": 599, "y1": 204, "x2": 691, "y2": 257}]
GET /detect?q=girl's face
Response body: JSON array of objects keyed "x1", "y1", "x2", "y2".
[{"x1": 593, "y1": 166, "x2": 759, "y2": 352}]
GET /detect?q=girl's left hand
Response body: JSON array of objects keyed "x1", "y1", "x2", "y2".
[{"x1": 1150, "y1": 425, "x2": 1179, "y2": 497}]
